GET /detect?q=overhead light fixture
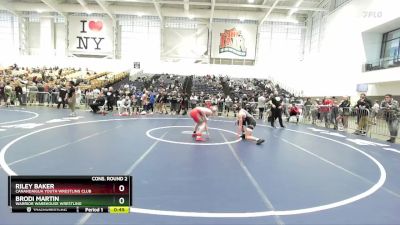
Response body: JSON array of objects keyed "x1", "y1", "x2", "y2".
[
  {"x1": 86, "y1": 10, "x2": 92, "y2": 15},
  {"x1": 248, "y1": 0, "x2": 255, "y2": 3},
  {"x1": 294, "y1": 0, "x2": 303, "y2": 7},
  {"x1": 37, "y1": 9, "x2": 43, "y2": 14},
  {"x1": 288, "y1": 0, "x2": 303, "y2": 16},
  {"x1": 188, "y1": 15, "x2": 194, "y2": 20}
]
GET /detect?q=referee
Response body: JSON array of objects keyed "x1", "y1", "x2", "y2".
[{"x1": 270, "y1": 91, "x2": 285, "y2": 128}]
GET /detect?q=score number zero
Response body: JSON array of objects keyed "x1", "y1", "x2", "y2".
[
  {"x1": 117, "y1": 184, "x2": 127, "y2": 205},
  {"x1": 118, "y1": 184, "x2": 125, "y2": 205}
]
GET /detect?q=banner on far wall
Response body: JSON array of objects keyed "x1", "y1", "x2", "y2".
[
  {"x1": 68, "y1": 16, "x2": 113, "y2": 56},
  {"x1": 211, "y1": 23, "x2": 257, "y2": 60},
  {"x1": 161, "y1": 24, "x2": 208, "y2": 61}
]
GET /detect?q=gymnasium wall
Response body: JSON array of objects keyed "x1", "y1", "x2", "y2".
[
  {"x1": 367, "y1": 81, "x2": 400, "y2": 96},
  {"x1": 1, "y1": 0, "x2": 399, "y2": 98},
  {"x1": 27, "y1": 22, "x2": 40, "y2": 55},
  {"x1": 299, "y1": 0, "x2": 400, "y2": 97}
]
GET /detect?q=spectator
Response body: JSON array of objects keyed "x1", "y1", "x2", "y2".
[
  {"x1": 21, "y1": 82, "x2": 27, "y2": 106},
  {"x1": 67, "y1": 81, "x2": 76, "y2": 117},
  {"x1": 311, "y1": 100, "x2": 319, "y2": 125},
  {"x1": 0, "y1": 81, "x2": 4, "y2": 105},
  {"x1": 217, "y1": 95, "x2": 225, "y2": 116},
  {"x1": 381, "y1": 94, "x2": 399, "y2": 143},
  {"x1": 190, "y1": 93, "x2": 198, "y2": 109},
  {"x1": 90, "y1": 92, "x2": 106, "y2": 113},
  {"x1": 258, "y1": 94, "x2": 266, "y2": 120},
  {"x1": 119, "y1": 96, "x2": 132, "y2": 115},
  {"x1": 155, "y1": 92, "x2": 162, "y2": 113},
  {"x1": 320, "y1": 97, "x2": 332, "y2": 128},
  {"x1": 131, "y1": 94, "x2": 137, "y2": 113},
  {"x1": 14, "y1": 81, "x2": 23, "y2": 106},
  {"x1": 225, "y1": 95, "x2": 233, "y2": 117},
  {"x1": 149, "y1": 92, "x2": 155, "y2": 113},
  {"x1": 75, "y1": 86, "x2": 82, "y2": 108},
  {"x1": 371, "y1": 100, "x2": 380, "y2": 125},
  {"x1": 37, "y1": 82, "x2": 44, "y2": 105},
  {"x1": 338, "y1": 96, "x2": 351, "y2": 130},
  {"x1": 4, "y1": 82, "x2": 12, "y2": 107},
  {"x1": 93, "y1": 88, "x2": 100, "y2": 99},
  {"x1": 57, "y1": 85, "x2": 67, "y2": 109},
  {"x1": 106, "y1": 87, "x2": 115, "y2": 111},
  {"x1": 303, "y1": 98, "x2": 312, "y2": 120},
  {"x1": 211, "y1": 95, "x2": 218, "y2": 106},
  {"x1": 180, "y1": 94, "x2": 189, "y2": 115},
  {"x1": 28, "y1": 82, "x2": 38, "y2": 105},
  {"x1": 354, "y1": 93, "x2": 372, "y2": 135},
  {"x1": 141, "y1": 91, "x2": 149, "y2": 113},
  {"x1": 170, "y1": 92, "x2": 178, "y2": 115},
  {"x1": 331, "y1": 100, "x2": 340, "y2": 130},
  {"x1": 161, "y1": 92, "x2": 168, "y2": 114},
  {"x1": 287, "y1": 103, "x2": 300, "y2": 124},
  {"x1": 43, "y1": 82, "x2": 49, "y2": 105}
]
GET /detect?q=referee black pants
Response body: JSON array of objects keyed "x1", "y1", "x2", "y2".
[{"x1": 271, "y1": 108, "x2": 284, "y2": 127}]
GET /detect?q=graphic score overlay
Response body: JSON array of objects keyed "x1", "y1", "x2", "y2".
[{"x1": 8, "y1": 176, "x2": 132, "y2": 213}]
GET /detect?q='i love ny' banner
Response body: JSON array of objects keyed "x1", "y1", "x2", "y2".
[{"x1": 68, "y1": 16, "x2": 113, "y2": 56}]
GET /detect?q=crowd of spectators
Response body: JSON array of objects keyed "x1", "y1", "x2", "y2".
[
  {"x1": 88, "y1": 73, "x2": 295, "y2": 119},
  {"x1": 1, "y1": 64, "x2": 398, "y2": 143},
  {"x1": 299, "y1": 94, "x2": 399, "y2": 143},
  {"x1": 0, "y1": 64, "x2": 127, "y2": 108}
]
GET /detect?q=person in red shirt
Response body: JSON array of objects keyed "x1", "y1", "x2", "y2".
[
  {"x1": 189, "y1": 106, "x2": 217, "y2": 141},
  {"x1": 319, "y1": 96, "x2": 333, "y2": 128},
  {"x1": 287, "y1": 103, "x2": 300, "y2": 124}
]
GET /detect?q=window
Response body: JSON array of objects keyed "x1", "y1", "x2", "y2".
[
  {"x1": 387, "y1": 29, "x2": 400, "y2": 40},
  {"x1": 334, "y1": 0, "x2": 351, "y2": 9},
  {"x1": 0, "y1": 10, "x2": 18, "y2": 55},
  {"x1": 380, "y1": 28, "x2": 400, "y2": 67},
  {"x1": 258, "y1": 21, "x2": 306, "y2": 62},
  {"x1": 304, "y1": 0, "x2": 329, "y2": 55},
  {"x1": 118, "y1": 15, "x2": 161, "y2": 61}
]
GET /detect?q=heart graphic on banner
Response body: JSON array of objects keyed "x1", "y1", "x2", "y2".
[{"x1": 89, "y1": 21, "x2": 103, "y2": 31}]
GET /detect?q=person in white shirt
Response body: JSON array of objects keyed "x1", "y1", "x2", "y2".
[
  {"x1": 258, "y1": 94, "x2": 266, "y2": 120},
  {"x1": 4, "y1": 82, "x2": 13, "y2": 107},
  {"x1": 371, "y1": 100, "x2": 380, "y2": 125},
  {"x1": 119, "y1": 96, "x2": 132, "y2": 116},
  {"x1": 75, "y1": 87, "x2": 82, "y2": 107},
  {"x1": 190, "y1": 94, "x2": 198, "y2": 109},
  {"x1": 225, "y1": 95, "x2": 233, "y2": 117},
  {"x1": 93, "y1": 88, "x2": 100, "y2": 99},
  {"x1": 211, "y1": 95, "x2": 218, "y2": 106}
]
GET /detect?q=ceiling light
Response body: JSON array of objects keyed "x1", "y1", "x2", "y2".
[
  {"x1": 248, "y1": 0, "x2": 255, "y2": 3},
  {"x1": 188, "y1": 15, "x2": 194, "y2": 20}
]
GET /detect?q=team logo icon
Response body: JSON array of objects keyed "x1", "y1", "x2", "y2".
[{"x1": 219, "y1": 28, "x2": 247, "y2": 56}]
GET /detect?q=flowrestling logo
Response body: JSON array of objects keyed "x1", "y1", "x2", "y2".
[{"x1": 219, "y1": 28, "x2": 247, "y2": 57}]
